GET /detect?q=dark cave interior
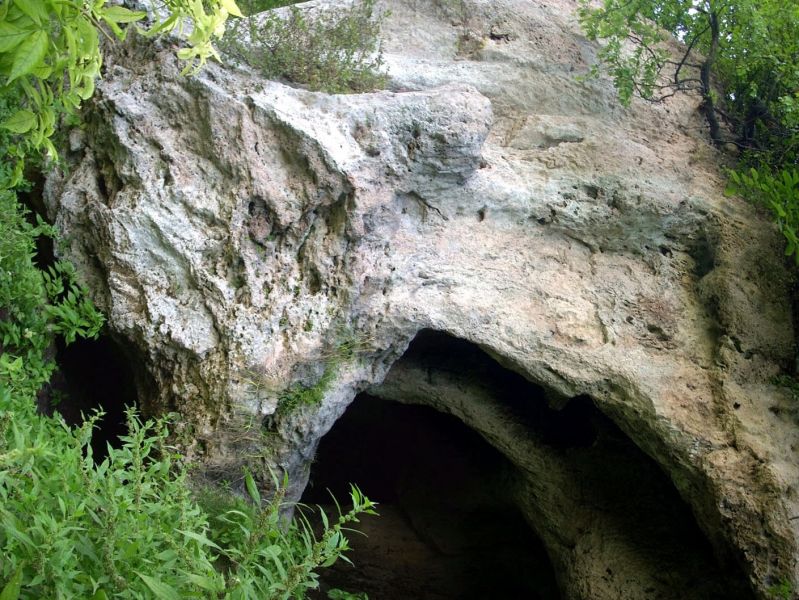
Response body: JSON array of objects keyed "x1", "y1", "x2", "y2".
[
  {"x1": 303, "y1": 394, "x2": 562, "y2": 600},
  {"x1": 51, "y1": 334, "x2": 139, "y2": 459},
  {"x1": 302, "y1": 330, "x2": 753, "y2": 600}
]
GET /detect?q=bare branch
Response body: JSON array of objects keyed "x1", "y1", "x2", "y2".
[{"x1": 674, "y1": 22, "x2": 711, "y2": 85}]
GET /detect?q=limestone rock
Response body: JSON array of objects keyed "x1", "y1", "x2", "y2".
[{"x1": 46, "y1": 0, "x2": 798, "y2": 597}]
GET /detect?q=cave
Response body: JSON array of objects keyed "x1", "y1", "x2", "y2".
[
  {"x1": 303, "y1": 394, "x2": 561, "y2": 599},
  {"x1": 303, "y1": 331, "x2": 754, "y2": 600},
  {"x1": 49, "y1": 334, "x2": 140, "y2": 459}
]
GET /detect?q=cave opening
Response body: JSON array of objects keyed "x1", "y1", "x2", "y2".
[
  {"x1": 303, "y1": 394, "x2": 561, "y2": 600},
  {"x1": 304, "y1": 330, "x2": 754, "y2": 599},
  {"x1": 49, "y1": 334, "x2": 140, "y2": 459}
]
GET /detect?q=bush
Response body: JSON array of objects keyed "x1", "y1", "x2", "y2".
[
  {"x1": 727, "y1": 168, "x2": 799, "y2": 263},
  {"x1": 220, "y1": 0, "x2": 387, "y2": 93},
  {"x1": 0, "y1": 190, "x2": 104, "y2": 400},
  {"x1": 0, "y1": 398, "x2": 376, "y2": 599},
  {"x1": 236, "y1": 0, "x2": 301, "y2": 16}
]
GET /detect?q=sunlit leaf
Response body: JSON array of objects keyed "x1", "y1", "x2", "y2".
[
  {"x1": 101, "y1": 6, "x2": 147, "y2": 23},
  {"x1": 7, "y1": 29, "x2": 48, "y2": 82},
  {"x1": 1, "y1": 110, "x2": 36, "y2": 134},
  {"x1": 0, "y1": 22, "x2": 29, "y2": 52},
  {"x1": 12, "y1": 0, "x2": 47, "y2": 25},
  {"x1": 135, "y1": 574, "x2": 181, "y2": 600}
]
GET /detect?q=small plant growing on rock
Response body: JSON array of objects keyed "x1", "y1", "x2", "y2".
[
  {"x1": 273, "y1": 327, "x2": 375, "y2": 419},
  {"x1": 767, "y1": 579, "x2": 795, "y2": 600},
  {"x1": 236, "y1": 0, "x2": 300, "y2": 16},
  {"x1": 219, "y1": 0, "x2": 388, "y2": 93},
  {"x1": 276, "y1": 362, "x2": 337, "y2": 418}
]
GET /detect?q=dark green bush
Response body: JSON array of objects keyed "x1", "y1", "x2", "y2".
[{"x1": 220, "y1": 0, "x2": 387, "y2": 93}]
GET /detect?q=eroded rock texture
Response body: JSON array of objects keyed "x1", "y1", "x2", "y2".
[{"x1": 46, "y1": 0, "x2": 799, "y2": 597}]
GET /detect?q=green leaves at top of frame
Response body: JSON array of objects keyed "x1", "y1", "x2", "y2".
[
  {"x1": 11, "y1": 0, "x2": 49, "y2": 26},
  {"x1": 7, "y1": 29, "x2": 47, "y2": 83}
]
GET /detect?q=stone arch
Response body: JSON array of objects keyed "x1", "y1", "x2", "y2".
[{"x1": 304, "y1": 329, "x2": 754, "y2": 599}]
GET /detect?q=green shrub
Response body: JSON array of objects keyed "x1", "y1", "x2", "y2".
[
  {"x1": 237, "y1": 0, "x2": 301, "y2": 17},
  {"x1": 727, "y1": 168, "x2": 799, "y2": 263},
  {"x1": 200, "y1": 472, "x2": 376, "y2": 599},
  {"x1": 0, "y1": 398, "x2": 375, "y2": 599},
  {"x1": 220, "y1": 0, "x2": 387, "y2": 93},
  {"x1": 0, "y1": 190, "x2": 104, "y2": 400}
]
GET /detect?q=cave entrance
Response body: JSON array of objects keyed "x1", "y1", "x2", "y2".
[
  {"x1": 303, "y1": 394, "x2": 560, "y2": 600},
  {"x1": 304, "y1": 330, "x2": 754, "y2": 600},
  {"x1": 50, "y1": 334, "x2": 140, "y2": 459}
]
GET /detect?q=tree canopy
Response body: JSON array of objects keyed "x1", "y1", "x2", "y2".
[
  {"x1": 579, "y1": 0, "x2": 799, "y2": 166},
  {"x1": 579, "y1": 0, "x2": 799, "y2": 261}
]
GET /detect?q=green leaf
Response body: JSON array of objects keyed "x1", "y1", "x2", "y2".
[
  {"x1": 12, "y1": 0, "x2": 47, "y2": 25},
  {"x1": 0, "y1": 22, "x2": 29, "y2": 52},
  {"x1": 140, "y1": 12, "x2": 179, "y2": 38},
  {"x1": 7, "y1": 29, "x2": 48, "y2": 83},
  {"x1": 176, "y1": 529, "x2": 222, "y2": 550},
  {"x1": 182, "y1": 572, "x2": 221, "y2": 591},
  {"x1": 220, "y1": 0, "x2": 244, "y2": 18},
  {"x1": 135, "y1": 573, "x2": 181, "y2": 600},
  {"x1": 101, "y1": 6, "x2": 147, "y2": 23},
  {"x1": 1, "y1": 110, "x2": 36, "y2": 134},
  {"x1": 244, "y1": 469, "x2": 261, "y2": 505},
  {"x1": 0, "y1": 566, "x2": 23, "y2": 600}
]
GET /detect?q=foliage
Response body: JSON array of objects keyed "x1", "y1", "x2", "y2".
[
  {"x1": 0, "y1": 191, "x2": 103, "y2": 399},
  {"x1": 767, "y1": 578, "x2": 795, "y2": 600},
  {"x1": 327, "y1": 589, "x2": 369, "y2": 600},
  {"x1": 577, "y1": 0, "x2": 799, "y2": 160},
  {"x1": 200, "y1": 472, "x2": 376, "y2": 599},
  {"x1": 0, "y1": 397, "x2": 375, "y2": 599},
  {"x1": 770, "y1": 374, "x2": 799, "y2": 402},
  {"x1": 274, "y1": 329, "x2": 374, "y2": 419},
  {"x1": 726, "y1": 168, "x2": 799, "y2": 262},
  {"x1": 578, "y1": 1, "x2": 799, "y2": 262},
  {"x1": 0, "y1": 0, "x2": 244, "y2": 187},
  {"x1": 219, "y1": 0, "x2": 387, "y2": 93},
  {"x1": 276, "y1": 362, "x2": 336, "y2": 418}
]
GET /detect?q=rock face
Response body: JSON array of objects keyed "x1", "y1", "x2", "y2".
[{"x1": 46, "y1": 0, "x2": 799, "y2": 597}]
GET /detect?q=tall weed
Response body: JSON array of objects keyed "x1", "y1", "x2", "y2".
[{"x1": 0, "y1": 398, "x2": 375, "y2": 598}]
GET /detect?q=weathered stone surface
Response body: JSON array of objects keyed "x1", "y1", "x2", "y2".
[{"x1": 46, "y1": 0, "x2": 799, "y2": 597}]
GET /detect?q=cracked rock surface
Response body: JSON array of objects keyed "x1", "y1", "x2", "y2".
[{"x1": 46, "y1": 0, "x2": 798, "y2": 596}]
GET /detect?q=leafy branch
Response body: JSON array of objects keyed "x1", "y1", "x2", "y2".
[{"x1": 0, "y1": 0, "x2": 243, "y2": 187}]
